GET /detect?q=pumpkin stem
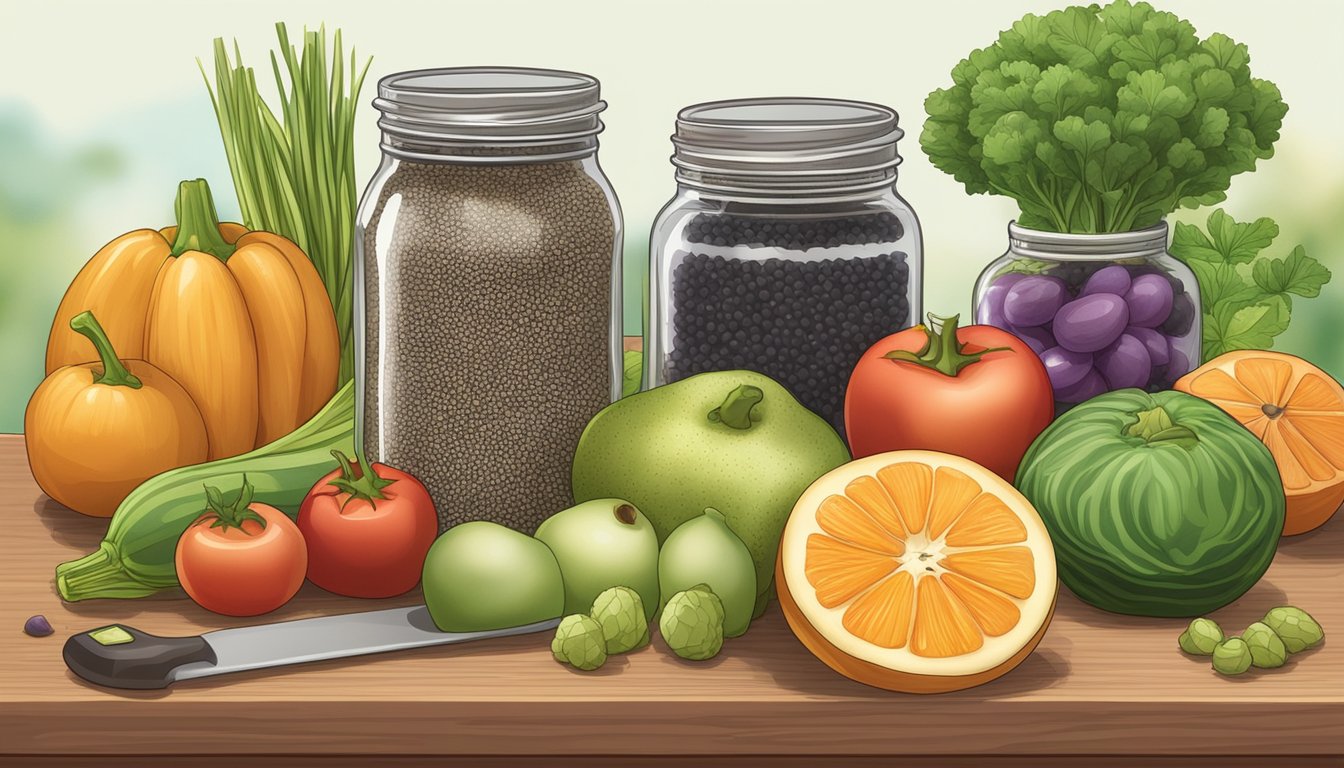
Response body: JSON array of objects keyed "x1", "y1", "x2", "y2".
[
  {"x1": 1126, "y1": 406, "x2": 1200, "y2": 449},
  {"x1": 883, "y1": 314, "x2": 1011, "y2": 377},
  {"x1": 326, "y1": 449, "x2": 395, "y2": 512},
  {"x1": 70, "y1": 311, "x2": 142, "y2": 389},
  {"x1": 170, "y1": 178, "x2": 236, "y2": 262},
  {"x1": 708, "y1": 385, "x2": 764, "y2": 430}
]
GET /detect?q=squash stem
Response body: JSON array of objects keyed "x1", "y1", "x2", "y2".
[
  {"x1": 70, "y1": 311, "x2": 142, "y2": 389},
  {"x1": 884, "y1": 313, "x2": 1011, "y2": 377},
  {"x1": 170, "y1": 178, "x2": 236, "y2": 262}
]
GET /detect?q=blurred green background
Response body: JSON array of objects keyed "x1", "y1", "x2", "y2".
[{"x1": 2, "y1": 0, "x2": 1341, "y2": 433}]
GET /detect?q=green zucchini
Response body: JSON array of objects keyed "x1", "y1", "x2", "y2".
[{"x1": 56, "y1": 382, "x2": 354, "y2": 601}]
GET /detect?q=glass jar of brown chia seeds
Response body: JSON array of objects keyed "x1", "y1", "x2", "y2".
[
  {"x1": 355, "y1": 67, "x2": 622, "y2": 534},
  {"x1": 646, "y1": 98, "x2": 922, "y2": 437}
]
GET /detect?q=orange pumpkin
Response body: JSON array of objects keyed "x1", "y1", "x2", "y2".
[{"x1": 45, "y1": 179, "x2": 338, "y2": 459}]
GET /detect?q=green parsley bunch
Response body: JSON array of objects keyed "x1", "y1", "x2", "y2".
[{"x1": 921, "y1": 1, "x2": 1287, "y2": 234}]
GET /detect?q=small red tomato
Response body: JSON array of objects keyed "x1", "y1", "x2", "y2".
[
  {"x1": 175, "y1": 477, "x2": 307, "y2": 617},
  {"x1": 844, "y1": 314, "x2": 1054, "y2": 481},
  {"x1": 298, "y1": 451, "x2": 438, "y2": 599}
]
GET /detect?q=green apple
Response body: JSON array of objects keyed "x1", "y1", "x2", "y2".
[
  {"x1": 422, "y1": 521, "x2": 564, "y2": 632},
  {"x1": 534, "y1": 498, "x2": 659, "y2": 621}
]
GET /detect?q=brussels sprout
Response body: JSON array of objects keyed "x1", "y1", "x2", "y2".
[
  {"x1": 1212, "y1": 638, "x2": 1252, "y2": 677},
  {"x1": 552, "y1": 614, "x2": 607, "y2": 671},
  {"x1": 590, "y1": 586, "x2": 650, "y2": 655},
  {"x1": 1263, "y1": 606, "x2": 1324, "y2": 654},
  {"x1": 1178, "y1": 617, "x2": 1223, "y2": 656},
  {"x1": 1242, "y1": 622, "x2": 1287, "y2": 669}
]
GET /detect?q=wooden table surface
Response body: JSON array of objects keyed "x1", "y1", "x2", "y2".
[{"x1": 1, "y1": 433, "x2": 1341, "y2": 766}]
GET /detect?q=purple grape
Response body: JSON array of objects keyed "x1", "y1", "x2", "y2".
[
  {"x1": 1162, "y1": 293, "x2": 1197, "y2": 337},
  {"x1": 1081, "y1": 265, "x2": 1132, "y2": 298},
  {"x1": 1011, "y1": 325, "x2": 1055, "y2": 355},
  {"x1": 1127, "y1": 326, "x2": 1170, "y2": 367},
  {"x1": 1040, "y1": 346, "x2": 1093, "y2": 389},
  {"x1": 1167, "y1": 342, "x2": 1192, "y2": 380},
  {"x1": 1124, "y1": 273, "x2": 1175, "y2": 327},
  {"x1": 1003, "y1": 275, "x2": 1069, "y2": 328},
  {"x1": 1097, "y1": 333, "x2": 1153, "y2": 390},
  {"x1": 1052, "y1": 294, "x2": 1130, "y2": 353},
  {"x1": 1055, "y1": 368, "x2": 1107, "y2": 403},
  {"x1": 978, "y1": 272, "x2": 1025, "y2": 327}
]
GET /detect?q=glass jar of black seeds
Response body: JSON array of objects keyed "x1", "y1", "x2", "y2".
[
  {"x1": 646, "y1": 98, "x2": 922, "y2": 435},
  {"x1": 355, "y1": 68, "x2": 623, "y2": 534}
]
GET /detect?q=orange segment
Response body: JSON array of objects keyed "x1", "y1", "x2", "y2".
[
  {"x1": 1234, "y1": 356, "x2": 1292, "y2": 406},
  {"x1": 1186, "y1": 368, "x2": 1259, "y2": 406},
  {"x1": 842, "y1": 571, "x2": 914, "y2": 649},
  {"x1": 1273, "y1": 421, "x2": 1336, "y2": 486},
  {"x1": 844, "y1": 475, "x2": 908, "y2": 539},
  {"x1": 817, "y1": 494, "x2": 905, "y2": 554},
  {"x1": 945, "y1": 495, "x2": 1028, "y2": 547},
  {"x1": 805, "y1": 534, "x2": 898, "y2": 608},
  {"x1": 941, "y1": 572, "x2": 1021, "y2": 637},
  {"x1": 877, "y1": 462, "x2": 932, "y2": 535},
  {"x1": 927, "y1": 466, "x2": 983, "y2": 539},
  {"x1": 943, "y1": 547, "x2": 1036, "y2": 599},
  {"x1": 910, "y1": 576, "x2": 983, "y2": 658},
  {"x1": 1288, "y1": 373, "x2": 1344, "y2": 411},
  {"x1": 1176, "y1": 350, "x2": 1344, "y2": 536}
]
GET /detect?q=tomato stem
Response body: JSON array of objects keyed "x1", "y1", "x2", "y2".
[
  {"x1": 883, "y1": 314, "x2": 1011, "y2": 377},
  {"x1": 69, "y1": 310, "x2": 142, "y2": 389},
  {"x1": 170, "y1": 178, "x2": 236, "y2": 262},
  {"x1": 197, "y1": 475, "x2": 267, "y2": 533},
  {"x1": 708, "y1": 385, "x2": 764, "y2": 430},
  {"x1": 327, "y1": 449, "x2": 395, "y2": 511}
]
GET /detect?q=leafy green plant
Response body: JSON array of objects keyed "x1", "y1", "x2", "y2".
[
  {"x1": 202, "y1": 23, "x2": 370, "y2": 386},
  {"x1": 921, "y1": 1, "x2": 1287, "y2": 233},
  {"x1": 1171, "y1": 209, "x2": 1331, "y2": 361}
]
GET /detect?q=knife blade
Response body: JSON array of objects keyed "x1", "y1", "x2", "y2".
[{"x1": 64, "y1": 606, "x2": 560, "y2": 690}]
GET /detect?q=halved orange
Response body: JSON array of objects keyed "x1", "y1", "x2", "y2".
[
  {"x1": 776, "y1": 450, "x2": 1057, "y2": 694},
  {"x1": 1175, "y1": 350, "x2": 1344, "y2": 535}
]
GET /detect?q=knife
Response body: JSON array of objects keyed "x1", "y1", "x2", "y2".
[{"x1": 63, "y1": 606, "x2": 561, "y2": 690}]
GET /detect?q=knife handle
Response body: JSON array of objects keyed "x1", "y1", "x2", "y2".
[{"x1": 63, "y1": 624, "x2": 217, "y2": 690}]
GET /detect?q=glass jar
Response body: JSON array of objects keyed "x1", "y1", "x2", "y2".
[
  {"x1": 973, "y1": 222, "x2": 1200, "y2": 406},
  {"x1": 646, "y1": 98, "x2": 922, "y2": 435},
  {"x1": 355, "y1": 67, "x2": 623, "y2": 534}
]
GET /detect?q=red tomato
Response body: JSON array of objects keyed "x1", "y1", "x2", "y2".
[
  {"x1": 175, "y1": 479, "x2": 307, "y2": 617},
  {"x1": 298, "y1": 452, "x2": 438, "y2": 599},
  {"x1": 844, "y1": 315, "x2": 1054, "y2": 481}
]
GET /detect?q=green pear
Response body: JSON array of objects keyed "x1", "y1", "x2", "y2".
[
  {"x1": 422, "y1": 521, "x2": 564, "y2": 632},
  {"x1": 659, "y1": 508, "x2": 757, "y2": 637},
  {"x1": 572, "y1": 370, "x2": 851, "y2": 607},
  {"x1": 535, "y1": 498, "x2": 659, "y2": 621}
]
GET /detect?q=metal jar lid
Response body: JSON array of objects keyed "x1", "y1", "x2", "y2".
[
  {"x1": 373, "y1": 67, "x2": 607, "y2": 162},
  {"x1": 671, "y1": 98, "x2": 904, "y2": 199}
]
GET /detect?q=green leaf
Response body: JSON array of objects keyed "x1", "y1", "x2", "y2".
[
  {"x1": 1117, "y1": 70, "x2": 1195, "y2": 120},
  {"x1": 1172, "y1": 209, "x2": 1278, "y2": 265},
  {"x1": 1187, "y1": 260, "x2": 1263, "y2": 309},
  {"x1": 1204, "y1": 296, "x2": 1289, "y2": 359},
  {"x1": 1202, "y1": 33, "x2": 1250, "y2": 73},
  {"x1": 1054, "y1": 116, "x2": 1112, "y2": 157},
  {"x1": 1252, "y1": 245, "x2": 1332, "y2": 299}
]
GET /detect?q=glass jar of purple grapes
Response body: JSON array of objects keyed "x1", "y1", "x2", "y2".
[
  {"x1": 645, "y1": 98, "x2": 922, "y2": 435},
  {"x1": 973, "y1": 222, "x2": 1201, "y2": 407}
]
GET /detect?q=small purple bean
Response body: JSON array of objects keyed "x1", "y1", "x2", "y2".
[
  {"x1": 1011, "y1": 325, "x2": 1056, "y2": 355},
  {"x1": 1040, "y1": 346, "x2": 1093, "y2": 389},
  {"x1": 1124, "y1": 273, "x2": 1175, "y2": 328},
  {"x1": 1127, "y1": 326, "x2": 1171, "y2": 367},
  {"x1": 1003, "y1": 275, "x2": 1069, "y2": 328},
  {"x1": 1055, "y1": 368, "x2": 1108, "y2": 404},
  {"x1": 24, "y1": 615, "x2": 53, "y2": 637}
]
